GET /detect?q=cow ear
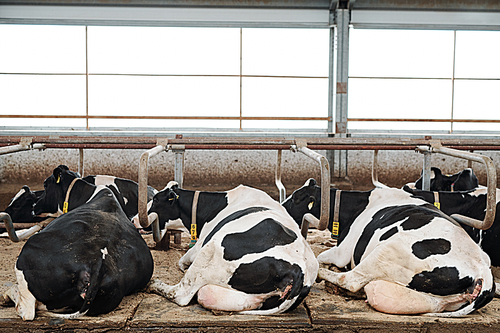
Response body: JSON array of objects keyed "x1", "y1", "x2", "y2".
[
  {"x1": 168, "y1": 190, "x2": 179, "y2": 205},
  {"x1": 53, "y1": 167, "x2": 64, "y2": 184},
  {"x1": 308, "y1": 196, "x2": 316, "y2": 210}
]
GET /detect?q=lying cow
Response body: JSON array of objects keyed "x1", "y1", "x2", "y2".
[
  {"x1": 1, "y1": 186, "x2": 44, "y2": 233},
  {"x1": 32, "y1": 165, "x2": 162, "y2": 231},
  {"x1": 282, "y1": 178, "x2": 495, "y2": 317},
  {"x1": 403, "y1": 185, "x2": 500, "y2": 268},
  {"x1": 411, "y1": 167, "x2": 478, "y2": 191},
  {"x1": 2, "y1": 188, "x2": 154, "y2": 320},
  {"x1": 146, "y1": 182, "x2": 318, "y2": 314}
]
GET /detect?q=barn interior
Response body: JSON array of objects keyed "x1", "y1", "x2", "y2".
[{"x1": 1, "y1": 0, "x2": 500, "y2": 332}]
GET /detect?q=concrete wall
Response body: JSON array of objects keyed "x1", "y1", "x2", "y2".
[{"x1": 1, "y1": 148, "x2": 499, "y2": 192}]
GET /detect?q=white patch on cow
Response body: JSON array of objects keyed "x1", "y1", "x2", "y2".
[
  {"x1": 8, "y1": 188, "x2": 27, "y2": 207},
  {"x1": 430, "y1": 170, "x2": 436, "y2": 179},
  {"x1": 164, "y1": 181, "x2": 179, "y2": 190},
  {"x1": 101, "y1": 247, "x2": 108, "y2": 259},
  {"x1": 87, "y1": 185, "x2": 109, "y2": 202},
  {"x1": 404, "y1": 182, "x2": 416, "y2": 189},
  {"x1": 94, "y1": 175, "x2": 116, "y2": 187},
  {"x1": 123, "y1": 197, "x2": 128, "y2": 205},
  {"x1": 12, "y1": 267, "x2": 38, "y2": 320}
]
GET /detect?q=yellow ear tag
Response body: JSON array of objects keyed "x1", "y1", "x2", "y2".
[
  {"x1": 63, "y1": 201, "x2": 69, "y2": 214},
  {"x1": 56, "y1": 175, "x2": 61, "y2": 184},
  {"x1": 308, "y1": 201, "x2": 314, "y2": 210},
  {"x1": 331, "y1": 221, "x2": 340, "y2": 238},
  {"x1": 190, "y1": 224, "x2": 197, "y2": 241},
  {"x1": 434, "y1": 202, "x2": 441, "y2": 209}
]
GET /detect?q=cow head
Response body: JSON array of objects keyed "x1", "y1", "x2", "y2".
[
  {"x1": 282, "y1": 178, "x2": 321, "y2": 227},
  {"x1": 4, "y1": 186, "x2": 43, "y2": 223},
  {"x1": 33, "y1": 165, "x2": 81, "y2": 217},
  {"x1": 148, "y1": 182, "x2": 181, "y2": 225},
  {"x1": 415, "y1": 167, "x2": 479, "y2": 192}
]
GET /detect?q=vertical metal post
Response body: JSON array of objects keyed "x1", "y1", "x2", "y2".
[
  {"x1": 275, "y1": 150, "x2": 286, "y2": 203},
  {"x1": 422, "y1": 151, "x2": 432, "y2": 191},
  {"x1": 171, "y1": 145, "x2": 185, "y2": 188},
  {"x1": 78, "y1": 148, "x2": 84, "y2": 177},
  {"x1": 332, "y1": 7, "x2": 350, "y2": 180},
  {"x1": 326, "y1": 10, "x2": 337, "y2": 180}
]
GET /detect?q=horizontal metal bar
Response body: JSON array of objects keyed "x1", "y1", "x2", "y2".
[
  {"x1": 0, "y1": 5, "x2": 330, "y2": 28},
  {"x1": 0, "y1": 115, "x2": 331, "y2": 121},
  {"x1": 0, "y1": 136, "x2": 499, "y2": 150},
  {"x1": 0, "y1": 73, "x2": 329, "y2": 79},
  {"x1": 348, "y1": 118, "x2": 500, "y2": 123},
  {"x1": 350, "y1": 76, "x2": 500, "y2": 81}
]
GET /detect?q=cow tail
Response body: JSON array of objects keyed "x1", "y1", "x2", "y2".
[
  {"x1": 425, "y1": 270, "x2": 495, "y2": 318},
  {"x1": 48, "y1": 257, "x2": 105, "y2": 320}
]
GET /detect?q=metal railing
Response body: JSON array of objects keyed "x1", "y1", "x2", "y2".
[{"x1": 2, "y1": 136, "x2": 499, "y2": 246}]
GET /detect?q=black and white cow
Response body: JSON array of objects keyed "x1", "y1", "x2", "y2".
[
  {"x1": 2, "y1": 188, "x2": 154, "y2": 320},
  {"x1": 412, "y1": 167, "x2": 479, "y2": 192},
  {"x1": 146, "y1": 182, "x2": 318, "y2": 314},
  {"x1": 403, "y1": 185, "x2": 500, "y2": 267},
  {"x1": 3, "y1": 167, "x2": 157, "y2": 228},
  {"x1": 282, "y1": 179, "x2": 495, "y2": 317},
  {"x1": 32, "y1": 165, "x2": 161, "y2": 230},
  {"x1": 1, "y1": 186, "x2": 44, "y2": 232}
]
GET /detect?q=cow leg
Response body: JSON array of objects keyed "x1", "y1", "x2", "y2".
[
  {"x1": 364, "y1": 280, "x2": 471, "y2": 315},
  {"x1": 4, "y1": 281, "x2": 37, "y2": 321},
  {"x1": 197, "y1": 285, "x2": 270, "y2": 312},
  {"x1": 318, "y1": 268, "x2": 371, "y2": 293},
  {"x1": 149, "y1": 241, "x2": 219, "y2": 306},
  {"x1": 316, "y1": 244, "x2": 353, "y2": 269},
  {"x1": 178, "y1": 242, "x2": 203, "y2": 272},
  {"x1": 318, "y1": 242, "x2": 410, "y2": 292}
]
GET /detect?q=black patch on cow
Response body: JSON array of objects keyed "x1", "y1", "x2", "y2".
[
  {"x1": 353, "y1": 204, "x2": 442, "y2": 266},
  {"x1": 222, "y1": 218, "x2": 297, "y2": 261},
  {"x1": 228, "y1": 257, "x2": 305, "y2": 310},
  {"x1": 202, "y1": 207, "x2": 270, "y2": 246},
  {"x1": 408, "y1": 266, "x2": 473, "y2": 296},
  {"x1": 379, "y1": 226, "x2": 398, "y2": 242},
  {"x1": 412, "y1": 238, "x2": 451, "y2": 260}
]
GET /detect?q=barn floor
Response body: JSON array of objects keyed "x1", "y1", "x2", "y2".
[
  {"x1": 2, "y1": 184, "x2": 500, "y2": 332},
  {"x1": 2, "y1": 230, "x2": 500, "y2": 333}
]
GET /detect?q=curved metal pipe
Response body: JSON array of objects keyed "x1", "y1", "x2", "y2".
[
  {"x1": 301, "y1": 213, "x2": 320, "y2": 239},
  {"x1": 1, "y1": 212, "x2": 19, "y2": 242},
  {"x1": 1, "y1": 213, "x2": 54, "y2": 242},
  {"x1": 0, "y1": 143, "x2": 45, "y2": 155},
  {"x1": 372, "y1": 150, "x2": 390, "y2": 188},
  {"x1": 138, "y1": 144, "x2": 166, "y2": 229},
  {"x1": 416, "y1": 145, "x2": 497, "y2": 230},
  {"x1": 292, "y1": 142, "x2": 330, "y2": 231},
  {"x1": 275, "y1": 150, "x2": 286, "y2": 203}
]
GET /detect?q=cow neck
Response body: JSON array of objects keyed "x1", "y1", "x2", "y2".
[
  {"x1": 331, "y1": 190, "x2": 341, "y2": 240},
  {"x1": 433, "y1": 191, "x2": 441, "y2": 209},
  {"x1": 189, "y1": 191, "x2": 201, "y2": 248},
  {"x1": 63, "y1": 177, "x2": 80, "y2": 214},
  {"x1": 334, "y1": 190, "x2": 371, "y2": 245}
]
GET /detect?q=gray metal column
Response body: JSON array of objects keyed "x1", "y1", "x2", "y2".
[{"x1": 328, "y1": 5, "x2": 350, "y2": 182}]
